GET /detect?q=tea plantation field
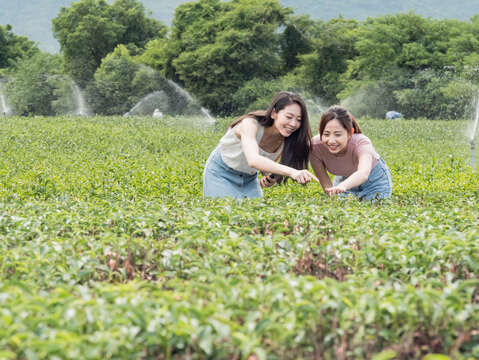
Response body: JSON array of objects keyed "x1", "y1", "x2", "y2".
[{"x1": 0, "y1": 115, "x2": 478, "y2": 359}]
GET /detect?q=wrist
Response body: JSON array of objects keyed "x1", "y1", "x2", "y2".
[{"x1": 286, "y1": 167, "x2": 296, "y2": 178}]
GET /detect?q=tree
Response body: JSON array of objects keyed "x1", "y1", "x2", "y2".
[
  {"x1": 138, "y1": 0, "x2": 291, "y2": 115},
  {"x1": 87, "y1": 44, "x2": 187, "y2": 116},
  {"x1": 0, "y1": 24, "x2": 38, "y2": 70},
  {"x1": 394, "y1": 68, "x2": 477, "y2": 119},
  {"x1": 87, "y1": 45, "x2": 141, "y2": 115},
  {"x1": 6, "y1": 53, "x2": 62, "y2": 115},
  {"x1": 337, "y1": 13, "x2": 477, "y2": 118},
  {"x1": 279, "y1": 15, "x2": 315, "y2": 73},
  {"x1": 52, "y1": 0, "x2": 166, "y2": 87},
  {"x1": 139, "y1": 0, "x2": 224, "y2": 83},
  {"x1": 294, "y1": 17, "x2": 359, "y2": 104}
]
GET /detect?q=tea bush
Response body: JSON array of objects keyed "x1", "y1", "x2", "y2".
[{"x1": 0, "y1": 115, "x2": 478, "y2": 359}]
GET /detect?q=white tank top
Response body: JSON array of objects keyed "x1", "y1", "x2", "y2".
[{"x1": 219, "y1": 122, "x2": 284, "y2": 175}]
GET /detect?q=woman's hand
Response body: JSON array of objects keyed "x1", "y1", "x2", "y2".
[
  {"x1": 325, "y1": 184, "x2": 347, "y2": 196},
  {"x1": 290, "y1": 169, "x2": 319, "y2": 184},
  {"x1": 260, "y1": 174, "x2": 277, "y2": 188}
]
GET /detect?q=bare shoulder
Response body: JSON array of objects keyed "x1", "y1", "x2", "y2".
[{"x1": 236, "y1": 116, "x2": 259, "y2": 137}]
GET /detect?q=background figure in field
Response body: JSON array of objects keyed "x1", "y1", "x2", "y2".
[
  {"x1": 386, "y1": 111, "x2": 402, "y2": 120},
  {"x1": 203, "y1": 91, "x2": 318, "y2": 198},
  {"x1": 310, "y1": 105, "x2": 392, "y2": 201},
  {"x1": 152, "y1": 108, "x2": 163, "y2": 118}
]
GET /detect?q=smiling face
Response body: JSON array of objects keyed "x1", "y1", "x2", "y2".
[
  {"x1": 271, "y1": 103, "x2": 302, "y2": 138},
  {"x1": 321, "y1": 118, "x2": 353, "y2": 155}
]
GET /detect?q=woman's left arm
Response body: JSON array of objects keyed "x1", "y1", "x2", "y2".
[{"x1": 326, "y1": 153, "x2": 373, "y2": 194}]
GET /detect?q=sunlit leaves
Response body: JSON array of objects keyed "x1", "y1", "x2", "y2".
[{"x1": 0, "y1": 116, "x2": 478, "y2": 358}]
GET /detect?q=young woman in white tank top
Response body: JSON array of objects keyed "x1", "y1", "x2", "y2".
[{"x1": 203, "y1": 91, "x2": 318, "y2": 198}]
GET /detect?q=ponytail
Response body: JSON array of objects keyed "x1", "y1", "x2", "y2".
[{"x1": 349, "y1": 113, "x2": 362, "y2": 134}]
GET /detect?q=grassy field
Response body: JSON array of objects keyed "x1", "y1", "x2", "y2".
[{"x1": 0, "y1": 115, "x2": 478, "y2": 359}]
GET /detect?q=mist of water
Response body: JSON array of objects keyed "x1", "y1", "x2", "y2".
[
  {"x1": 0, "y1": 91, "x2": 11, "y2": 115},
  {"x1": 124, "y1": 91, "x2": 167, "y2": 117},
  {"x1": 71, "y1": 82, "x2": 91, "y2": 116},
  {"x1": 200, "y1": 107, "x2": 216, "y2": 124},
  {"x1": 123, "y1": 80, "x2": 216, "y2": 125},
  {"x1": 470, "y1": 96, "x2": 479, "y2": 143},
  {"x1": 167, "y1": 80, "x2": 194, "y2": 103},
  {"x1": 469, "y1": 95, "x2": 479, "y2": 169},
  {"x1": 0, "y1": 82, "x2": 12, "y2": 116}
]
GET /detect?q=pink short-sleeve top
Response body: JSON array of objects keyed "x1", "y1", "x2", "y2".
[{"x1": 310, "y1": 133, "x2": 379, "y2": 177}]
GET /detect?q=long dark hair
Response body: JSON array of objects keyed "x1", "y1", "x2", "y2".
[
  {"x1": 229, "y1": 91, "x2": 312, "y2": 175},
  {"x1": 319, "y1": 105, "x2": 362, "y2": 138}
]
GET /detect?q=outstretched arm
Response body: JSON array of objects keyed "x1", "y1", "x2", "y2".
[
  {"x1": 239, "y1": 117, "x2": 318, "y2": 184},
  {"x1": 325, "y1": 153, "x2": 373, "y2": 195},
  {"x1": 310, "y1": 155, "x2": 333, "y2": 193}
]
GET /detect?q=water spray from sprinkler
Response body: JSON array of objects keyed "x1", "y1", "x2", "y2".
[
  {"x1": 470, "y1": 95, "x2": 479, "y2": 169},
  {"x1": 471, "y1": 138, "x2": 476, "y2": 169}
]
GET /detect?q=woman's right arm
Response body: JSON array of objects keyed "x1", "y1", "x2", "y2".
[
  {"x1": 310, "y1": 154, "x2": 333, "y2": 193},
  {"x1": 238, "y1": 117, "x2": 318, "y2": 184}
]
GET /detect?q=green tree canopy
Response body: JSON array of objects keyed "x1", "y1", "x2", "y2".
[
  {"x1": 139, "y1": 0, "x2": 291, "y2": 115},
  {"x1": 6, "y1": 52, "x2": 62, "y2": 115},
  {"x1": 52, "y1": 0, "x2": 166, "y2": 87},
  {"x1": 0, "y1": 24, "x2": 38, "y2": 70},
  {"x1": 87, "y1": 45, "x2": 144, "y2": 115},
  {"x1": 335, "y1": 13, "x2": 479, "y2": 118},
  {"x1": 279, "y1": 15, "x2": 315, "y2": 73},
  {"x1": 293, "y1": 17, "x2": 359, "y2": 104},
  {"x1": 87, "y1": 44, "x2": 191, "y2": 116}
]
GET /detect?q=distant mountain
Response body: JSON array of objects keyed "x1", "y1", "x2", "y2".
[
  {"x1": 1, "y1": 0, "x2": 479, "y2": 53},
  {"x1": 282, "y1": 0, "x2": 479, "y2": 21}
]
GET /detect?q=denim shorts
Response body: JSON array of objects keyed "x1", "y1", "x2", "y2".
[
  {"x1": 203, "y1": 147, "x2": 263, "y2": 199},
  {"x1": 333, "y1": 158, "x2": 392, "y2": 201}
]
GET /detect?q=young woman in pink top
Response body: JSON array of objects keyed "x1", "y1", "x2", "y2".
[{"x1": 310, "y1": 105, "x2": 392, "y2": 201}]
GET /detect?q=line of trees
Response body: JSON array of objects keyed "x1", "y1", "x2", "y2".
[{"x1": 1, "y1": 0, "x2": 479, "y2": 119}]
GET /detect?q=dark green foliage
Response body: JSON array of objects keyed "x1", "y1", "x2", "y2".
[
  {"x1": 394, "y1": 68, "x2": 478, "y2": 119},
  {"x1": 5, "y1": 53, "x2": 63, "y2": 115},
  {"x1": 294, "y1": 17, "x2": 359, "y2": 104},
  {"x1": 86, "y1": 45, "x2": 142, "y2": 115},
  {"x1": 87, "y1": 45, "x2": 202, "y2": 115},
  {"x1": 335, "y1": 13, "x2": 479, "y2": 118},
  {"x1": 4, "y1": 2, "x2": 479, "y2": 118},
  {"x1": 141, "y1": 0, "x2": 291, "y2": 115},
  {"x1": 4, "y1": 0, "x2": 479, "y2": 53},
  {"x1": 231, "y1": 74, "x2": 313, "y2": 113},
  {"x1": 279, "y1": 15, "x2": 315, "y2": 73},
  {"x1": 0, "y1": 24, "x2": 38, "y2": 70},
  {"x1": 52, "y1": 0, "x2": 166, "y2": 87}
]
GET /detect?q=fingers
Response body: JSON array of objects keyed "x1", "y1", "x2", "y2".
[
  {"x1": 260, "y1": 175, "x2": 275, "y2": 188},
  {"x1": 325, "y1": 187, "x2": 337, "y2": 196},
  {"x1": 325, "y1": 186, "x2": 346, "y2": 195},
  {"x1": 259, "y1": 178, "x2": 266, "y2": 188},
  {"x1": 293, "y1": 170, "x2": 318, "y2": 184}
]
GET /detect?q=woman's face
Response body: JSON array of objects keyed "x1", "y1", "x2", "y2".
[
  {"x1": 321, "y1": 119, "x2": 352, "y2": 155},
  {"x1": 272, "y1": 103, "x2": 302, "y2": 137}
]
